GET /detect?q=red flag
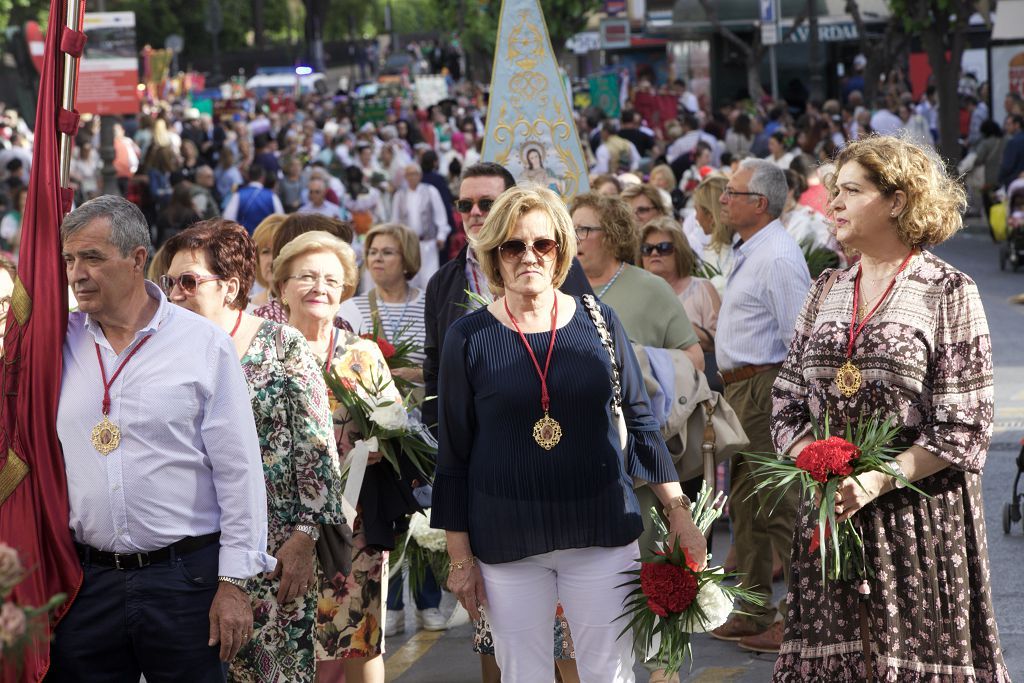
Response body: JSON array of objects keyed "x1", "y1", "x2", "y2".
[{"x1": 0, "y1": 1, "x2": 86, "y2": 680}]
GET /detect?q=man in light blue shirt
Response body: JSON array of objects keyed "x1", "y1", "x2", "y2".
[
  {"x1": 711, "y1": 159, "x2": 811, "y2": 654},
  {"x1": 50, "y1": 195, "x2": 275, "y2": 681}
]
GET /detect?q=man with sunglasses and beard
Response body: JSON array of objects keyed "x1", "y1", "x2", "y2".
[
  {"x1": 50, "y1": 196, "x2": 275, "y2": 682},
  {"x1": 421, "y1": 163, "x2": 592, "y2": 681}
]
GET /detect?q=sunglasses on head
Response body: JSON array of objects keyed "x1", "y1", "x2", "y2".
[
  {"x1": 641, "y1": 242, "x2": 675, "y2": 257},
  {"x1": 498, "y1": 238, "x2": 558, "y2": 262},
  {"x1": 159, "y1": 272, "x2": 222, "y2": 296},
  {"x1": 454, "y1": 198, "x2": 495, "y2": 214}
]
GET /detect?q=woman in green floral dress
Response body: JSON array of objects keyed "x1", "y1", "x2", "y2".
[{"x1": 163, "y1": 220, "x2": 346, "y2": 683}]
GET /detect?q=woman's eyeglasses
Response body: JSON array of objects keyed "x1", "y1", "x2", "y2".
[
  {"x1": 159, "y1": 272, "x2": 222, "y2": 296},
  {"x1": 454, "y1": 198, "x2": 495, "y2": 214},
  {"x1": 498, "y1": 238, "x2": 558, "y2": 262},
  {"x1": 641, "y1": 242, "x2": 675, "y2": 257},
  {"x1": 287, "y1": 272, "x2": 343, "y2": 290},
  {"x1": 574, "y1": 225, "x2": 603, "y2": 241}
]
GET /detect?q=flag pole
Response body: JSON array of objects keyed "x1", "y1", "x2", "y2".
[{"x1": 58, "y1": 0, "x2": 83, "y2": 189}]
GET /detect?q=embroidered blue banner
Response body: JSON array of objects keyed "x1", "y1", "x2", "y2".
[{"x1": 481, "y1": 0, "x2": 590, "y2": 200}]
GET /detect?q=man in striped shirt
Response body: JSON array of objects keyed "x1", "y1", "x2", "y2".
[{"x1": 711, "y1": 159, "x2": 811, "y2": 654}]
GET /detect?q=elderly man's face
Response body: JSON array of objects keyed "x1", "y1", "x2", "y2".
[
  {"x1": 307, "y1": 182, "x2": 327, "y2": 205},
  {"x1": 62, "y1": 218, "x2": 146, "y2": 319},
  {"x1": 404, "y1": 168, "x2": 421, "y2": 189}
]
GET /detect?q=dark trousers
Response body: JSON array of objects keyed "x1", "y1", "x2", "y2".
[
  {"x1": 387, "y1": 566, "x2": 442, "y2": 611},
  {"x1": 47, "y1": 542, "x2": 227, "y2": 683}
]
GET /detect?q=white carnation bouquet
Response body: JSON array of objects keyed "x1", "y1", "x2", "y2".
[{"x1": 392, "y1": 510, "x2": 449, "y2": 595}]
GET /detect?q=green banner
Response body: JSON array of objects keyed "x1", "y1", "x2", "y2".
[{"x1": 589, "y1": 73, "x2": 620, "y2": 118}]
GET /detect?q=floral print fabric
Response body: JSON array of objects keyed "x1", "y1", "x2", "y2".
[
  {"x1": 314, "y1": 514, "x2": 387, "y2": 660},
  {"x1": 770, "y1": 252, "x2": 1010, "y2": 682},
  {"x1": 231, "y1": 321, "x2": 346, "y2": 683}
]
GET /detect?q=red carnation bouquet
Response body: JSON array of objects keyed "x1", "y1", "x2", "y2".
[
  {"x1": 748, "y1": 413, "x2": 926, "y2": 584},
  {"x1": 620, "y1": 485, "x2": 763, "y2": 674},
  {"x1": 360, "y1": 316, "x2": 420, "y2": 397}
]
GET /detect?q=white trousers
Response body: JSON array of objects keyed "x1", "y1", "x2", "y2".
[{"x1": 478, "y1": 543, "x2": 639, "y2": 683}]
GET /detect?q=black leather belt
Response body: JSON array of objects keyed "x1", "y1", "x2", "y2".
[{"x1": 75, "y1": 532, "x2": 220, "y2": 570}]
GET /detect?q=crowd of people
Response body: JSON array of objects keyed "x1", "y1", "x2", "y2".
[{"x1": 0, "y1": 46, "x2": 1017, "y2": 683}]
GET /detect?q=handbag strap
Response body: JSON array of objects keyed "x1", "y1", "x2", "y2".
[{"x1": 581, "y1": 294, "x2": 623, "y2": 418}]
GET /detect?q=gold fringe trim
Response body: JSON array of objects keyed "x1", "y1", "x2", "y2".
[
  {"x1": 11, "y1": 275, "x2": 31, "y2": 326},
  {"x1": 0, "y1": 448, "x2": 29, "y2": 505}
]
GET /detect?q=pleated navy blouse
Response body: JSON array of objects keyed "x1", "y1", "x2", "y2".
[{"x1": 430, "y1": 296, "x2": 677, "y2": 564}]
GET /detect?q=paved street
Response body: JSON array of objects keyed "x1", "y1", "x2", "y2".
[{"x1": 383, "y1": 227, "x2": 1024, "y2": 682}]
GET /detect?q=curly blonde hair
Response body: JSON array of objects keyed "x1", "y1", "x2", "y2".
[
  {"x1": 569, "y1": 192, "x2": 638, "y2": 263},
  {"x1": 824, "y1": 136, "x2": 966, "y2": 247},
  {"x1": 471, "y1": 185, "x2": 577, "y2": 289}
]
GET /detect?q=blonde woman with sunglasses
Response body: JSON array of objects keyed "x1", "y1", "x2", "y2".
[{"x1": 432, "y1": 185, "x2": 706, "y2": 683}]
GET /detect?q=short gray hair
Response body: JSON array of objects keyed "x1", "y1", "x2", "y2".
[
  {"x1": 61, "y1": 195, "x2": 151, "y2": 256},
  {"x1": 739, "y1": 158, "x2": 787, "y2": 219}
]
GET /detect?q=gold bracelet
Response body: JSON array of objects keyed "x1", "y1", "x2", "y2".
[
  {"x1": 664, "y1": 493, "x2": 692, "y2": 515},
  {"x1": 449, "y1": 556, "x2": 476, "y2": 571}
]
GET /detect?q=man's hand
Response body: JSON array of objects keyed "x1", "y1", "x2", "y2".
[
  {"x1": 269, "y1": 531, "x2": 317, "y2": 604},
  {"x1": 208, "y1": 582, "x2": 253, "y2": 662}
]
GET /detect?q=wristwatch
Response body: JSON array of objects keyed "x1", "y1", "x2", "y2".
[
  {"x1": 664, "y1": 493, "x2": 692, "y2": 514},
  {"x1": 888, "y1": 461, "x2": 908, "y2": 489},
  {"x1": 294, "y1": 524, "x2": 321, "y2": 542},
  {"x1": 218, "y1": 576, "x2": 248, "y2": 592}
]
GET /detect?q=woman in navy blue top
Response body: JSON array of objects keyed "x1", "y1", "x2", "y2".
[{"x1": 431, "y1": 185, "x2": 706, "y2": 682}]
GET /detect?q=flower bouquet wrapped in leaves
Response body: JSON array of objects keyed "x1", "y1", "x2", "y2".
[
  {"x1": 747, "y1": 412, "x2": 925, "y2": 585},
  {"x1": 324, "y1": 335, "x2": 435, "y2": 482},
  {"x1": 390, "y1": 510, "x2": 449, "y2": 596},
  {"x1": 360, "y1": 316, "x2": 422, "y2": 398},
  {"x1": 0, "y1": 542, "x2": 65, "y2": 670},
  {"x1": 619, "y1": 485, "x2": 763, "y2": 675}
]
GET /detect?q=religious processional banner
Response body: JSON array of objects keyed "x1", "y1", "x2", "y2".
[
  {"x1": 589, "y1": 73, "x2": 620, "y2": 119},
  {"x1": 481, "y1": 0, "x2": 590, "y2": 199}
]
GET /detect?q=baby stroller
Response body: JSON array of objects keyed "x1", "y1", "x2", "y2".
[
  {"x1": 1003, "y1": 438, "x2": 1024, "y2": 534},
  {"x1": 998, "y1": 183, "x2": 1024, "y2": 271}
]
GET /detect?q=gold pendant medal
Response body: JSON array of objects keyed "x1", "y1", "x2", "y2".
[
  {"x1": 533, "y1": 412, "x2": 562, "y2": 450},
  {"x1": 835, "y1": 360, "x2": 862, "y2": 397},
  {"x1": 91, "y1": 415, "x2": 121, "y2": 455}
]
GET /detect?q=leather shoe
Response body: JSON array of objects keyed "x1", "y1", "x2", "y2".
[
  {"x1": 710, "y1": 613, "x2": 764, "y2": 641},
  {"x1": 738, "y1": 620, "x2": 785, "y2": 653}
]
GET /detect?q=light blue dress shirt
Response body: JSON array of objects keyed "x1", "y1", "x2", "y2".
[
  {"x1": 57, "y1": 281, "x2": 276, "y2": 579},
  {"x1": 715, "y1": 220, "x2": 811, "y2": 372}
]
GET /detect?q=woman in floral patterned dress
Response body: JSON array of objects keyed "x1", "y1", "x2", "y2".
[
  {"x1": 771, "y1": 137, "x2": 1010, "y2": 681},
  {"x1": 273, "y1": 229, "x2": 411, "y2": 683},
  {"x1": 163, "y1": 219, "x2": 346, "y2": 683}
]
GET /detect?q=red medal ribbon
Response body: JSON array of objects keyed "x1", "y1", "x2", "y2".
[
  {"x1": 229, "y1": 309, "x2": 243, "y2": 337},
  {"x1": 503, "y1": 294, "x2": 558, "y2": 413},
  {"x1": 95, "y1": 336, "x2": 153, "y2": 416},
  {"x1": 322, "y1": 328, "x2": 337, "y2": 372},
  {"x1": 845, "y1": 250, "x2": 915, "y2": 359}
]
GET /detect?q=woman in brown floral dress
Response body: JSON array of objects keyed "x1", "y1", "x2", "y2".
[{"x1": 771, "y1": 136, "x2": 1011, "y2": 681}]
